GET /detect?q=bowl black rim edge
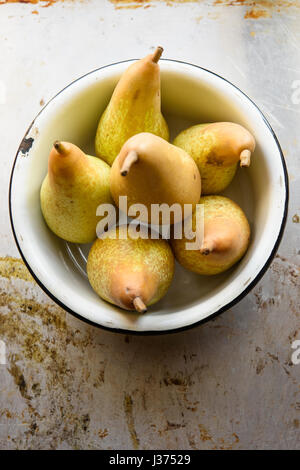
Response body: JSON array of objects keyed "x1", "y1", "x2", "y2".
[{"x1": 8, "y1": 58, "x2": 289, "y2": 336}]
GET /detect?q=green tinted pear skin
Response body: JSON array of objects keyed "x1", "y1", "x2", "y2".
[
  {"x1": 87, "y1": 225, "x2": 175, "y2": 313},
  {"x1": 95, "y1": 46, "x2": 169, "y2": 166},
  {"x1": 170, "y1": 196, "x2": 250, "y2": 275},
  {"x1": 173, "y1": 122, "x2": 255, "y2": 194},
  {"x1": 40, "y1": 141, "x2": 112, "y2": 244}
]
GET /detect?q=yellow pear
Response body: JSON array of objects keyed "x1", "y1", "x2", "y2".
[
  {"x1": 40, "y1": 141, "x2": 112, "y2": 244},
  {"x1": 87, "y1": 225, "x2": 174, "y2": 313},
  {"x1": 173, "y1": 122, "x2": 255, "y2": 194},
  {"x1": 110, "y1": 132, "x2": 201, "y2": 224},
  {"x1": 95, "y1": 46, "x2": 169, "y2": 165},
  {"x1": 170, "y1": 196, "x2": 250, "y2": 275}
]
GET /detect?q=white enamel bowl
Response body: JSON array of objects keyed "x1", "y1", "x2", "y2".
[{"x1": 9, "y1": 60, "x2": 288, "y2": 334}]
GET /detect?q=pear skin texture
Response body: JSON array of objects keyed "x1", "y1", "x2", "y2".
[
  {"x1": 95, "y1": 51, "x2": 169, "y2": 165},
  {"x1": 110, "y1": 132, "x2": 201, "y2": 224},
  {"x1": 170, "y1": 196, "x2": 250, "y2": 275},
  {"x1": 87, "y1": 225, "x2": 175, "y2": 312},
  {"x1": 173, "y1": 122, "x2": 255, "y2": 194},
  {"x1": 40, "y1": 142, "x2": 113, "y2": 244}
]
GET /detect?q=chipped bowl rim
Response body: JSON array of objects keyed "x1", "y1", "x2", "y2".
[{"x1": 9, "y1": 59, "x2": 289, "y2": 335}]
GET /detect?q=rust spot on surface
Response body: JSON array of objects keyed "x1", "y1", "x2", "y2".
[
  {"x1": 256, "y1": 358, "x2": 265, "y2": 375},
  {"x1": 165, "y1": 420, "x2": 186, "y2": 431},
  {"x1": 214, "y1": 0, "x2": 299, "y2": 18},
  {"x1": 110, "y1": 0, "x2": 202, "y2": 10},
  {"x1": 19, "y1": 136, "x2": 34, "y2": 155},
  {"x1": 98, "y1": 428, "x2": 109, "y2": 438},
  {"x1": 198, "y1": 423, "x2": 213, "y2": 442},
  {"x1": 0, "y1": 256, "x2": 33, "y2": 282},
  {"x1": 124, "y1": 394, "x2": 139, "y2": 449},
  {"x1": 7, "y1": 362, "x2": 31, "y2": 400},
  {"x1": 93, "y1": 368, "x2": 105, "y2": 387},
  {"x1": 244, "y1": 8, "x2": 270, "y2": 18},
  {"x1": 292, "y1": 214, "x2": 299, "y2": 223},
  {"x1": 0, "y1": 0, "x2": 58, "y2": 5},
  {"x1": 163, "y1": 372, "x2": 193, "y2": 387}
]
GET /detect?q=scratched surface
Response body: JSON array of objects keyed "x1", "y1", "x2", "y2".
[{"x1": 0, "y1": 0, "x2": 299, "y2": 450}]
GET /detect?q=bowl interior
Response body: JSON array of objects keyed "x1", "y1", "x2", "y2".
[{"x1": 10, "y1": 60, "x2": 287, "y2": 332}]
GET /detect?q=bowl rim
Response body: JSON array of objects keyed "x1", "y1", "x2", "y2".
[{"x1": 8, "y1": 58, "x2": 289, "y2": 336}]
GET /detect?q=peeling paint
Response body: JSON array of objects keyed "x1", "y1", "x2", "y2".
[{"x1": 19, "y1": 137, "x2": 34, "y2": 155}]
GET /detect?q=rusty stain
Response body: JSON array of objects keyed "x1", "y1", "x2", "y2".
[
  {"x1": 123, "y1": 394, "x2": 139, "y2": 449},
  {"x1": 109, "y1": 0, "x2": 299, "y2": 13},
  {"x1": 40, "y1": 98, "x2": 45, "y2": 106},
  {"x1": 165, "y1": 421, "x2": 186, "y2": 431},
  {"x1": 294, "y1": 419, "x2": 299, "y2": 428},
  {"x1": 19, "y1": 136, "x2": 34, "y2": 155},
  {"x1": 93, "y1": 369, "x2": 105, "y2": 387},
  {"x1": 292, "y1": 214, "x2": 299, "y2": 223},
  {"x1": 98, "y1": 428, "x2": 109, "y2": 438},
  {"x1": 0, "y1": 0, "x2": 58, "y2": 5},
  {"x1": 0, "y1": 256, "x2": 33, "y2": 282},
  {"x1": 256, "y1": 358, "x2": 265, "y2": 375},
  {"x1": 288, "y1": 329, "x2": 299, "y2": 342},
  {"x1": 0, "y1": 276, "x2": 97, "y2": 447},
  {"x1": 267, "y1": 352, "x2": 279, "y2": 362},
  {"x1": 163, "y1": 372, "x2": 194, "y2": 387},
  {"x1": 244, "y1": 8, "x2": 270, "y2": 18},
  {"x1": 198, "y1": 423, "x2": 213, "y2": 442},
  {"x1": 7, "y1": 362, "x2": 31, "y2": 400},
  {"x1": 110, "y1": 0, "x2": 209, "y2": 10},
  {"x1": 271, "y1": 257, "x2": 299, "y2": 289}
]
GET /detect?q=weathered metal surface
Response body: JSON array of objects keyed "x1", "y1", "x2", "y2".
[{"x1": 0, "y1": 0, "x2": 299, "y2": 450}]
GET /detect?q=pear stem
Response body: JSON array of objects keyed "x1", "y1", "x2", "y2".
[
  {"x1": 120, "y1": 150, "x2": 139, "y2": 176},
  {"x1": 240, "y1": 149, "x2": 251, "y2": 167},
  {"x1": 152, "y1": 46, "x2": 163, "y2": 63},
  {"x1": 133, "y1": 297, "x2": 147, "y2": 314},
  {"x1": 200, "y1": 240, "x2": 214, "y2": 255},
  {"x1": 53, "y1": 141, "x2": 68, "y2": 155}
]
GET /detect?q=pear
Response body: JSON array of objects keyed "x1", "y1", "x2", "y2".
[
  {"x1": 40, "y1": 141, "x2": 112, "y2": 244},
  {"x1": 87, "y1": 225, "x2": 174, "y2": 313},
  {"x1": 170, "y1": 196, "x2": 250, "y2": 275},
  {"x1": 110, "y1": 132, "x2": 201, "y2": 225},
  {"x1": 95, "y1": 46, "x2": 169, "y2": 165},
  {"x1": 173, "y1": 122, "x2": 255, "y2": 194}
]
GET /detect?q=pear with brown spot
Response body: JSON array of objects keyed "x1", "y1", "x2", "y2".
[
  {"x1": 110, "y1": 132, "x2": 201, "y2": 224},
  {"x1": 95, "y1": 46, "x2": 169, "y2": 165},
  {"x1": 87, "y1": 225, "x2": 174, "y2": 313},
  {"x1": 40, "y1": 141, "x2": 112, "y2": 243},
  {"x1": 170, "y1": 196, "x2": 250, "y2": 275},
  {"x1": 173, "y1": 122, "x2": 255, "y2": 194}
]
